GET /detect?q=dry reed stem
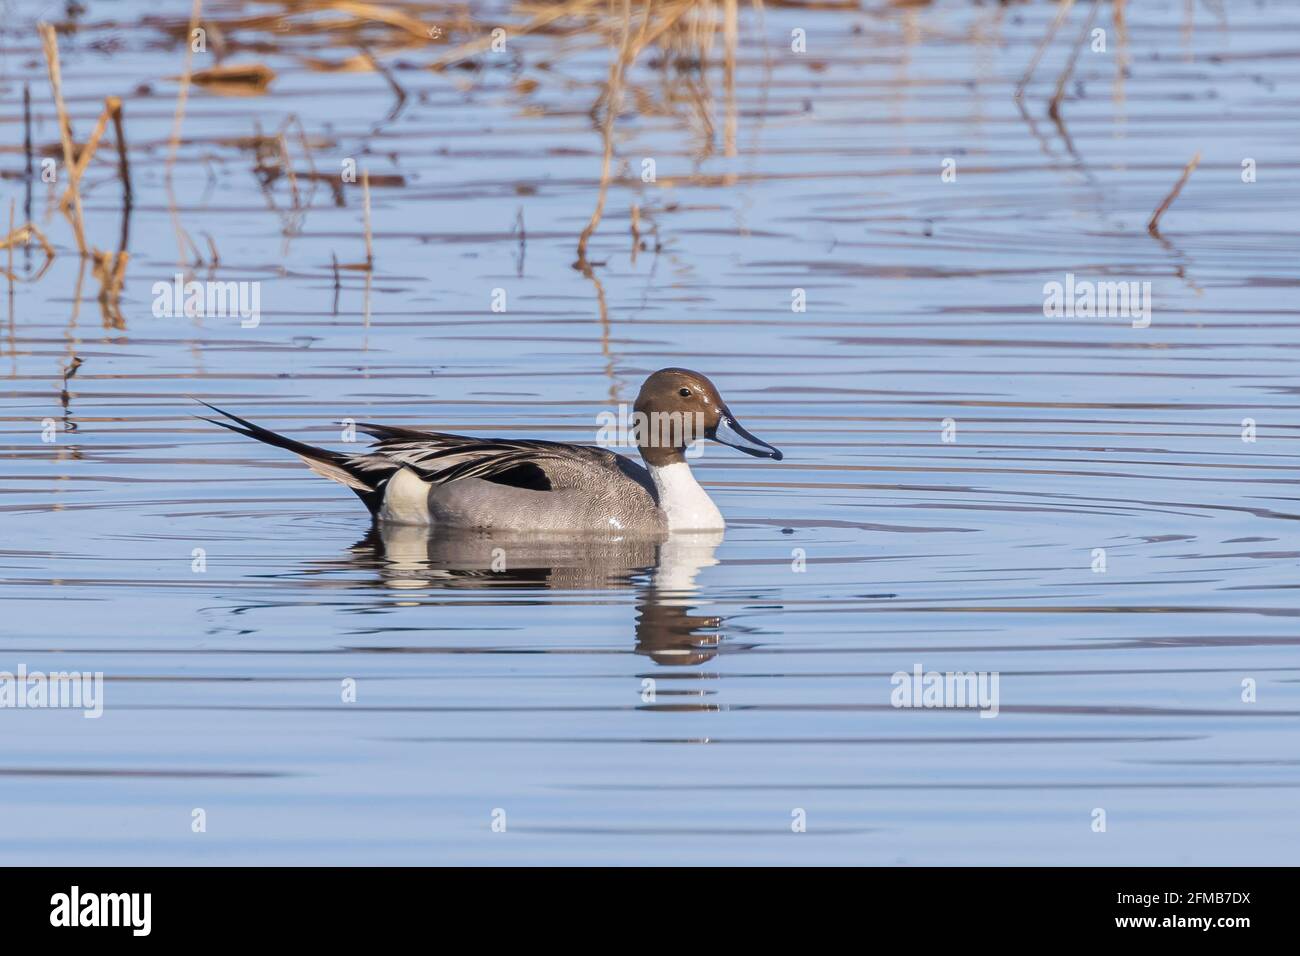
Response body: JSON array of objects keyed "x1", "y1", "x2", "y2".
[
  {"x1": 1111, "y1": 0, "x2": 1129, "y2": 107},
  {"x1": 57, "y1": 103, "x2": 112, "y2": 212},
  {"x1": 575, "y1": 0, "x2": 655, "y2": 269},
  {"x1": 6, "y1": 202, "x2": 12, "y2": 298},
  {"x1": 283, "y1": 114, "x2": 321, "y2": 209},
  {"x1": 328, "y1": 1, "x2": 432, "y2": 41},
  {"x1": 1048, "y1": 0, "x2": 1101, "y2": 121},
  {"x1": 38, "y1": 23, "x2": 88, "y2": 256},
  {"x1": 167, "y1": 0, "x2": 204, "y2": 264},
  {"x1": 634, "y1": 2, "x2": 701, "y2": 61},
  {"x1": 283, "y1": 115, "x2": 318, "y2": 179},
  {"x1": 1113, "y1": 0, "x2": 1128, "y2": 43},
  {"x1": 723, "y1": 0, "x2": 738, "y2": 157},
  {"x1": 591, "y1": 1, "x2": 698, "y2": 116},
  {"x1": 1015, "y1": 0, "x2": 1076, "y2": 100},
  {"x1": 0, "y1": 221, "x2": 58, "y2": 258},
  {"x1": 358, "y1": 43, "x2": 408, "y2": 114},
  {"x1": 433, "y1": 0, "x2": 601, "y2": 68},
  {"x1": 362, "y1": 169, "x2": 374, "y2": 268},
  {"x1": 109, "y1": 97, "x2": 132, "y2": 206},
  {"x1": 278, "y1": 132, "x2": 301, "y2": 209},
  {"x1": 0, "y1": 219, "x2": 57, "y2": 282},
  {"x1": 1147, "y1": 151, "x2": 1201, "y2": 236}
]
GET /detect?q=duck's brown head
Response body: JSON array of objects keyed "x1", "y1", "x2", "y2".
[{"x1": 632, "y1": 367, "x2": 782, "y2": 467}]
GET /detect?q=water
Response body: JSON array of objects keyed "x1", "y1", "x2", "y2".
[{"x1": 2, "y1": 0, "x2": 1298, "y2": 864}]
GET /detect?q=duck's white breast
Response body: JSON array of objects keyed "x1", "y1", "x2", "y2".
[{"x1": 648, "y1": 462, "x2": 725, "y2": 531}]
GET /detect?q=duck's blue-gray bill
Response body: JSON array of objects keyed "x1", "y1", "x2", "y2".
[{"x1": 713, "y1": 415, "x2": 783, "y2": 460}]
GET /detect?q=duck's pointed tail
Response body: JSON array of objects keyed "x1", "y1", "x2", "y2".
[{"x1": 196, "y1": 401, "x2": 388, "y2": 515}]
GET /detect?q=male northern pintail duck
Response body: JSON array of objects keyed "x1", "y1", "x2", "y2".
[{"x1": 200, "y1": 368, "x2": 781, "y2": 533}]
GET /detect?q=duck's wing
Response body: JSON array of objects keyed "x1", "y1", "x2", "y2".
[
  {"x1": 199, "y1": 402, "x2": 646, "y2": 516},
  {"x1": 354, "y1": 423, "x2": 634, "y2": 493}
]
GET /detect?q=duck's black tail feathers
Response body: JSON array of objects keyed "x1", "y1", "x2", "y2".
[{"x1": 196, "y1": 401, "x2": 391, "y2": 515}]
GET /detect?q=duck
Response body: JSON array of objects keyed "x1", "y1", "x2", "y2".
[{"x1": 199, "y1": 368, "x2": 782, "y2": 534}]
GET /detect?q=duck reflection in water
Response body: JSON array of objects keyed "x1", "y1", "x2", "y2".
[{"x1": 348, "y1": 524, "x2": 728, "y2": 665}]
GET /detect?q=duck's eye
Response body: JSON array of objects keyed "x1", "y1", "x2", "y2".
[{"x1": 678, "y1": 387, "x2": 691, "y2": 397}]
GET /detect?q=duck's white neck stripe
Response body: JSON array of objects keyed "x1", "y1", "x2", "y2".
[{"x1": 649, "y1": 462, "x2": 724, "y2": 531}]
